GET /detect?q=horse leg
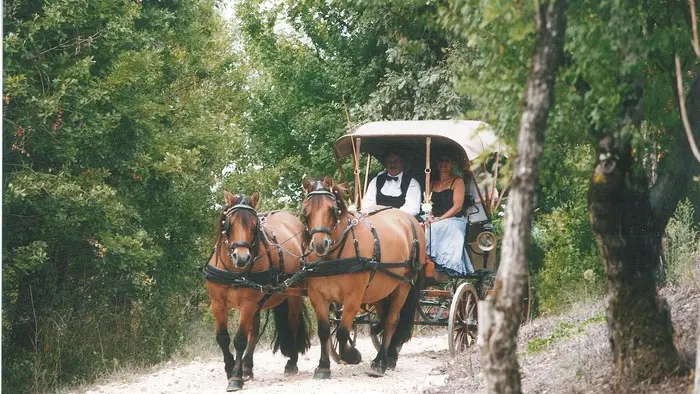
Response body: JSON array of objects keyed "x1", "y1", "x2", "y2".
[
  {"x1": 241, "y1": 310, "x2": 261, "y2": 381},
  {"x1": 212, "y1": 302, "x2": 235, "y2": 381},
  {"x1": 283, "y1": 297, "x2": 304, "y2": 376},
  {"x1": 308, "y1": 292, "x2": 331, "y2": 379},
  {"x1": 337, "y1": 298, "x2": 362, "y2": 365},
  {"x1": 228, "y1": 307, "x2": 254, "y2": 391},
  {"x1": 370, "y1": 286, "x2": 409, "y2": 376}
]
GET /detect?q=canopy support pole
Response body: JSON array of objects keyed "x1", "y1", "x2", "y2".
[
  {"x1": 363, "y1": 155, "x2": 372, "y2": 196},
  {"x1": 424, "y1": 137, "x2": 432, "y2": 204},
  {"x1": 352, "y1": 137, "x2": 362, "y2": 207}
]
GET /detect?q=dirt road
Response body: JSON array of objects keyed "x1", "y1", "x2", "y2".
[{"x1": 75, "y1": 335, "x2": 452, "y2": 394}]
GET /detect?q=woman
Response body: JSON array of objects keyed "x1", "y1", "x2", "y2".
[{"x1": 426, "y1": 153, "x2": 475, "y2": 276}]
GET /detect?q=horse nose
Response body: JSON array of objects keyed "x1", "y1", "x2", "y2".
[
  {"x1": 234, "y1": 250, "x2": 251, "y2": 267},
  {"x1": 312, "y1": 237, "x2": 331, "y2": 256}
]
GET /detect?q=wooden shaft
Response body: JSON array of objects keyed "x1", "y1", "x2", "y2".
[
  {"x1": 354, "y1": 138, "x2": 362, "y2": 205},
  {"x1": 424, "y1": 137, "x2": 432, "y2": 202},
  {"x1": 363, "y1": 155, "x2": 372, "y2": 195}
]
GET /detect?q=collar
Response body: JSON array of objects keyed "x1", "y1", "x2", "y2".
[{"x1": 381, "y1": 170, "x2": 403, "y2": 180}]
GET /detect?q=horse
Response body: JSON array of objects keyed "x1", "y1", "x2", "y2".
[
  {"x1": 203, "y1": 191, "x2": 310, "y2": 391},
  {"x1": 301, "y1": 176, "x2": 426, "y2": 378}
]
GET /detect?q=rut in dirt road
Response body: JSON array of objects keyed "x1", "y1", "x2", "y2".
[{"x1": 75, "y1": 335, "x2": 453, "y2": 394}]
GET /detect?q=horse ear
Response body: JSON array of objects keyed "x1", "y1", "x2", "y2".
[
  {"x1": 249, "y1": 192, "x2": 260, "y2": 208},
  {"x1": 323, "y1": 175, "x2": 333, "y2": 189},
  {"x1": 302, "y1": 178, "x2": 313, "y2": 193},
  {"x1": 224, "y1": 190, "x2": 236, "y2": 206},
  {"x1": 338, "y1": 182, "x2": 350, "y2": 195}
]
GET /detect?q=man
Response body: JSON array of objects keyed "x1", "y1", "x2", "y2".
[{"x1": 361, "y1": 151, "x2": 421, "y2": 216}]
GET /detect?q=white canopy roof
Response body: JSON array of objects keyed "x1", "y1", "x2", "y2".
[{"x1": 334, "y1": 120, "x2": 503, "y2": 164}]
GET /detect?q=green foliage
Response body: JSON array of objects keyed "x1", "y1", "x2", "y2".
[
  {"x1": 235, "y1": 0, "x2": 466, "y2": 197},
  {"x1": 525, "y1": 314, "x2": 605, "y2": 354},
  {"x1": 664, "y1": 199, "x2": 700, "y2": 287},
  {"x1": 3, "y1": 0, "x2": 246, "y2": 391},
  {"x1": 533, "y1": 202, "x2": 603, "y2": 313}
]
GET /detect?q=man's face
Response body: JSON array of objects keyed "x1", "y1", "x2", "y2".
[{"x1": 385, "y1": 153, "x2": 403, "y2": 176}]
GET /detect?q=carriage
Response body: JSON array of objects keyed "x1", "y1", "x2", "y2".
[
  {"x1": 204, "y1": 120, "x2": 531, "y2": 390},
  {"x1": 326, "y1": 120, "x2": 531, "y2": 360}
]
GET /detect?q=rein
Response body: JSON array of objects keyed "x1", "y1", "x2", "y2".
[{"x1": 301, "y1": 189, "x2": 420, "y2": 285}]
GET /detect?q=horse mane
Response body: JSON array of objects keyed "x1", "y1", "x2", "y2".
[
  {"x1": 303, "y1": 178, "x2": 349, "y2": 216},
  {"x1": 330, "y1": 181, "x2": 349, "y2": 216}
]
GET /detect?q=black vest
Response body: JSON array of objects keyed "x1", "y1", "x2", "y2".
[{"x1": 376, "y1": 173, "x2": 412, "y2": 209}]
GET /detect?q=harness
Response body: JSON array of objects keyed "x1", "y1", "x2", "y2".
[
  {"x1": 201, "y1": 187, "x2": 423, "y2": 302},
  {"x1": 202, "y1": 202, "x2": 295, "y2": 293},
  {"x1": 300, "y1": 189, "x2": 421, "y2": 286}
]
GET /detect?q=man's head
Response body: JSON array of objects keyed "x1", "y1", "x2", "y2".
[{"x1": 383, "y1": 151, "x2": 404, "y2": 176}]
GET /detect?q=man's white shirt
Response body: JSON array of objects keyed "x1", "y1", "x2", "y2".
[{"x1": 361, "y1": 170, "x2": 421, "y2": 216}]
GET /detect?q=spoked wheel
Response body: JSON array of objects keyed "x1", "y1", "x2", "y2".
[
  {"x1": 366, "y1": 304, "x2": 404, "y2": 354},
  {"x1": 328, "y1": 303, "x2": 357, "y2": 364},
  {"x1": 417, "y1": 296, "x2": 450, "y2": 323},
  {"x1": 448, "y1": 282, "x2": 479, "y2": 357}
]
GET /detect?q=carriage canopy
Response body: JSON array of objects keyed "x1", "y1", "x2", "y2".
[{"x1": 333, "y1": 120, "x2": 504, "y2": 172}]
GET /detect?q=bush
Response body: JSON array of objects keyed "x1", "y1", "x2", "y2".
[
  {"x1": 532, "y1": 202, "x2": 603, "y2": 314},
  {"x1": 664, "y1": 199, "x2": 700, "y2": 289}
]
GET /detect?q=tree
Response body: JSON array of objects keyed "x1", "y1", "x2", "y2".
[
  {"x1": 474, "y1": 1, "x2": 568, "y2": 392},
  {"x1": 234, "y1": 0, "x2": 466, "y2": 197},
  {"x1": 586, "y1": 0, "x2": 700, "y2": 386},
  {"x1": 3, "y1": 0, "x2": 246, "y2": 389}
]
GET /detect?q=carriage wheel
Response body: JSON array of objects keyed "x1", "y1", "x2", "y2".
[
  {"x1": 477, "y1": 271, "x2": 532, "y2": 324},
  {"x1": 448, "y1": 282, "x2": 479, "y2": 357},
  {"x1": 328, "y1": 303, "x2": 357, "y2": 364},
  {"x1": 365, "y1": 304, "x2": 404, "y2": 354},
  {"x1": 418, "y1": 296, "x2": 450, "y2": 323}
]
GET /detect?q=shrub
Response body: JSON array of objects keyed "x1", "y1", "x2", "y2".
[{"x1": 664, "y1": 199, "x2": 700, "y2": 289}]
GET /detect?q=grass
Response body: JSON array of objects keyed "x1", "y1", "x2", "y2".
[{"x1": 525, "y1": 314, "x2": 605, "y2": 355}]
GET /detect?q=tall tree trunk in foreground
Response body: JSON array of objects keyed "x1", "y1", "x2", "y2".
[
  {"x1": 588, "y1": 53, "x2": 700, "y2": 391},
  {"x1": 478, "y1": 2, "x2": 567, "y2": 393}
]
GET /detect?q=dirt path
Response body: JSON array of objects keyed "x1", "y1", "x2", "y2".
[{"x1": 73, "y1": 335, "x2": 451, "y2": 394}]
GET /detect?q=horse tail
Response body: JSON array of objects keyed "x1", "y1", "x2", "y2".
[
  {"x1": 272, "y1": 298, "x2": 311, "y2": 356},
  {"x1": 390, "y1": 272, "x2": 424, "y2": 349},
  {"x1": 296, "y1": 301, "x2": 311, "y2": 354}
]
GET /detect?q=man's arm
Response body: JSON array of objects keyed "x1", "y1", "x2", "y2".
[
  {"x1": 361, "y1": 177, "x2": 378, "y2": 211},
  {"x1": 400, "y1": 178, "x2": 422, "y2": 216}
]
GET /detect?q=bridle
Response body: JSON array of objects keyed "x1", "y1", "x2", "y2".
[
  {"x1": 220, "y1": 197, "x2": 261, "y2": 267},
  {"x1": 303, "y1": 186, "x2": 342, "y2": 240}
]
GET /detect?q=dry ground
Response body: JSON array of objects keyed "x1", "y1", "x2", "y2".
[
  {"x1": 436, "y1": 284, "x2": 699, "y2": 394},
  {"x1": 63, "y1": 284, "x2": 699, "y2": 394}
]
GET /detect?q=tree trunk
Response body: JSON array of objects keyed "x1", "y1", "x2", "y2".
[
  {"x1": 587, "y1": 53, "x2": 700, "y2": 391},
  {"x1": 478, "y1": 2, "x2": 567, "y2": 393}
]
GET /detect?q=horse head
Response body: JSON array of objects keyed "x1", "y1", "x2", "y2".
[
  {"x1": 301, "y1": 176, "x2": 348, "y2": 257},
  {"x1": 219, "y1": 191, "x2": 261, "y2": 269}
]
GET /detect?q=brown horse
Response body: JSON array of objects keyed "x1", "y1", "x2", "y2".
[
  {"x1": 204, "y1": 191, "x2": 310, "y2": 391},
  {"x1": 301, "y1": 176, "x2": 426, "y2": 378}
]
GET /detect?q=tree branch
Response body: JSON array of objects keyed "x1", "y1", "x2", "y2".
[
  {"x1": 650, "y1": 68, "x2": 700, "y2": 228},
  {"x1": 690, "y1": 0, "x2": 700, "y2": 57},
  {"x1": 675, "y1": 56, "x2": 700, "y2": 162}
]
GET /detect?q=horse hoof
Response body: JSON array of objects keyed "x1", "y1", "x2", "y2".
[
  {"x1": 242, "y1": 369, "x2": 254, "y2": 381},
  {"x1": 368, "y1": 359, "x2": 386, "y2": 377},
  {"x1": 313, "y1": 367, "x2": 331, "y2": 379},
  {"x1": 341, "y1": 347, "x2": 362, "y2": 365},
  {"x1": 387, "y1": 357, "x2": 397, "y2": 370},
  {"x1": 366, "y1": 366, "x2": 385, "y2": 378},
  {"x1": 284, "y1": 364, "x2": 299, "y2": 376},
  {"x1": 226, "y1": 377, "x2": 244, "y2": 392}
]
